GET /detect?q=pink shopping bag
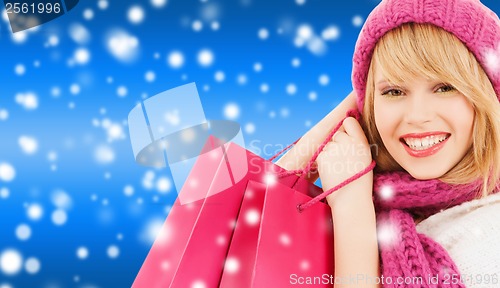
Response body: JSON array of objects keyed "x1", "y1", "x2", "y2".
[
  {"x1": 132, "y1": 111, "x2": 375, "y2": 288},
  {"x1": 132, "y1": 142, "x2": 330, "y2": 287},
  {"x1": 219, "y1": 179, "x2": 333, "y2": 288}
]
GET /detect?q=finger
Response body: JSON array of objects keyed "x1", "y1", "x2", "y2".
[
  {"x1": 337, "y1": 124, "x2": 345, "y2": 133},
  {"x1": 330, "y1": 123, "x2": 345, "y2": 141},
  {"x1": 342, "y1": 117, "x2": 368, "y2": 143},
  {"x1": 332, "y1": 131, "x2": 350, "y2": 143}
]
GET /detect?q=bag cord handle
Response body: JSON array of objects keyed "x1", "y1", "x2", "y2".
[{"x1": 269, "y1": 109, "x2": 376, "y2": 212}]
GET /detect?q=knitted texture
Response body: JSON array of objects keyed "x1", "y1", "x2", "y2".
[
  {"x1": 372, "y1": 172, "x2": 482, "y2": 287},
  {"x1": 352, "y1": 0, "x2": 500, "y2": 112}
]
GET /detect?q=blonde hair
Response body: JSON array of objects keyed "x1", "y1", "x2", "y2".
[{"x1": 362, "y1": 23, "x2": 500, "y2": 196}]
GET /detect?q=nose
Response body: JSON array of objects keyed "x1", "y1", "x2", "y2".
[{"x1": 403, "y1": 93, "x2": 434, "y2": 125}]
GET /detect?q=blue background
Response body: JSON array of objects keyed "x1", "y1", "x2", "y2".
[{"x1": 1, "y1": 0, "x2": 499, "y2": 287}]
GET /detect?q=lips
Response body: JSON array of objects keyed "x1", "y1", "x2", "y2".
[{"x1": 399, "y1": 132, "x2": 451, "y2": 157}]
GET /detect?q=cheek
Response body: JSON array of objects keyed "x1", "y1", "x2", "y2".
[
  {"x1": 373, "y1": 98, "x2": 398, "y2": 140},
  {"x1": 444, "y1": 97, "x2": 475, "y2": 139}
]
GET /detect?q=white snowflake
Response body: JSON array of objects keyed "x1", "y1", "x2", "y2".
[
  {"x1": 98, "y1": 0, "x2": 109, "y2": 10},
  {"x1": 151, "y1": 0, "x2": 168, "y2": 8},
  {"x1": 24, "y1": 257, "x2": 41, "y2": 274},
  {"x1": 76, "y1": 247, "x2": 89, "y2": 259},
  {"x1": 260, "y1": 83, "x2": 269, "y2": 93},
  {"x1": 48, "y1": 35, "x2": 59, "y2": 46},
  {"x1": 300, "y1": 260, "x2": 310, "y2": 270},
  {"x1": 279, "y1": 233, "x2": 291, "y2": 246},
  {"x1": 15, "y1": 92, "x2": 38, "y2": 110},
  {"x1": 308, "y1": 91, "x2": 317, "y2": 101},
  {"x1": 322, "y1": 25, "x2": 340, "y2": 41},
  {"x1": 211, "y1": 21, "x2": 220, "y2": 30},
  {"x1": 14, "y1": 64, "x2": 25, "y2": 75},
  {"x1": 0, "y1": 249, "x2": 23, "y2": 275},
  {"x1": 258, "y1": 28, "x2": 269, "y2": 40},
  {"x1": 485, "y1": 48, "x2": 500, "y2": 74},
  {"x1": 15, "y1": 224, "x2": 31, "y2": 241},
  {"x1": 106, "y1": 29, "x2": 139, "y2": 62},
  {"x1": 167, "y1": 51, "x2": 184, "y2": 68},
  {"x1": 223, "y1": 103, "x2": 240, "y2": 120},
  {"x1": 141, "y1": 218, "x2": 165, "y2": 244},
  {"x1": 245, "y1": 209, "x2": 260, "y2": 226},
  {"x1": 107, "y1": 245, "x2": 120, "y2": 259},
  {"x1": 245, "y1": 123, "x2": 256, "y2": 134},
  {"x1": 352, "y1": 15, "x2": 364, "y2": 27},
  {"x1": 192, "y1": 20, "x2": 203, "y2": 32},
  {"x1": 123, "y1": 185, "x2": 134, "y2": 197},
  {"x1": 307, "y1": 36, "x2": 327, "y2": 55},
  {"x1": 70, "y1": 84, "x2": 80, "y2": 95},
  {"x1": 27, "y1": 203, "x2": 43, "y2": 221},
  {"x1": 11, "y1": 31, "x2": 28, "y2": 44},
  {"x1": 0, "y1": 188, "x2": 10, "y2": 199},
  {"x1": 18, "y1": 136, "x2": 38, "y2": 155},
  {"x1": 51, "y1": 87, "x2": 61, "y2": 97},
  {"x1": 291, "y1": 57, "x2": 301, "y2": 67},
  {"x1": 51, "y1": 190, "x2": 72, "y2": 210},
  {"x1": 128, "y1": 5, "x2": 145, "y2": 24},
  {"x1": 200, "y1": 2, "x2": 220, "y2": 21},
  {"x1": 0, "y1": 109, "x2": 8, "y2": 121},
  {"x1": 253, "y1": 62, "x2": 263, "y2": 72},
  {"x1": 68, "y1": 23, "x2": 91, "y2": 45},
  {"x1": 156, "y1": 177, "x2": 172, "y2": 194},
  {"x1": 117, "y1": 85, "x2": 128, "y2": 97},
  {"x1": 280, "y1": 108, "x2": 290, "y2": 118},
  {"x1": 286, "y1": 83, "x2": 297, "y2": 95},
  {"x1": 237, "y1": 74, "x2": 247, "y2": 85},
  {"x1": 191, "y1": 280, "x2": 207, "y2": 288},
  {"x1": 264, "y1": 173, "x2": 277, "y2": 185},
  {"x1": 106, "y1": 122, "x2": 125, "y2": 142},
  {"x1": 224, "y1": 257, "x2": 240, "y2": 274},
  {"x1": 216, "y1": 235, "x2": 226, "y2": 246},
  {"x1": 214, "y1": 71, "x2": 225, "y2": 82},
  {"x1": 377, "y1": 220, "x2": 398, "y2": 248},
  {"x1": 74, "y1": 48, "x2": 91, "y2": 65},
  {"x1": 142, "y1": 170, "x2": 156, "y2": 190},
  {"x1": 83, "y1": 9, "x2": 94, "y2": 20},
  {"x1": 319, "y1": 74, "x2": 330, "y2": 86},
  {"x1": 297, "y1": 24, "x2": 314, "y2": 41},
  {"x1": 379, "y1": 185, "x2": 395, "y2": 200},
  {"x1": 197, "y1": 49, "x2": 214, "y2": 67},
  {"x1": 0, "y1": 162, "x2": 16, "y2": 182},
  {"x1": 145, "y1": 71, "x2": 156, "y2": 82}
]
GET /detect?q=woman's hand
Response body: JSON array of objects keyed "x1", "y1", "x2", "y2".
[
  {"x1": 274, "y1": 91, "x2": 357, "y2": 183},
  {"x1": 317, "y1": 117, "x2": 380, "y2": 287},
  {"x1": 315, "y1": 117, "x2": 373, "y2": 208}
]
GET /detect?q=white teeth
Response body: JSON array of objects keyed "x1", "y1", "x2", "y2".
[
  {"x1": 422, "y1": 138, "x2": 429, "y2": 147},
  {"x1": 403, "y1": 135, "x2": 448, "y2": 150}
]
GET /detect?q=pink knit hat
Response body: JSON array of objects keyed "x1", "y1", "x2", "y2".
[{"x1": 352, "y1": 0, "x2": 500, "y2": 112}]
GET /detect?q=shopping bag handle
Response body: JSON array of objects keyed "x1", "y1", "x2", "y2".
[
  {"x1": 297, "y1": 160, "x2": 375, "y2": 212},
  {"x1": 269, "y1": 109, "x2": 376, "y2": 212}
]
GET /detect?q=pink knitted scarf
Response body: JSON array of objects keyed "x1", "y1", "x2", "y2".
[{"x1": 372, "y1": 171, "x2": 482, "y2": 288}]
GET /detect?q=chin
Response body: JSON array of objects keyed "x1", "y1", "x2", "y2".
[{"x1": 403, "y1": 167, "x2": 447, "y2": 180}]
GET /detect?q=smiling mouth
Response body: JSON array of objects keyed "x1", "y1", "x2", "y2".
[{"x1": 400, "y1": 133, "x2": 451, "y2": 151}]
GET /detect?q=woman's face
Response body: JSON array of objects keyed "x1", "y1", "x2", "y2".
[{"x1": 373, "y1": 63, "x2": 475, "y2": 180}]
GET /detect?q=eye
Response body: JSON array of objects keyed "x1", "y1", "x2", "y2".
[
  {"x1": 381, "y1": 89, "x2": 404, "y2": 97},
  {"x1": 436, "y1": 84, "x2": 456, "y2": 93}
]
